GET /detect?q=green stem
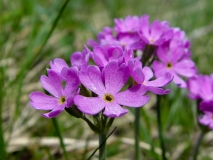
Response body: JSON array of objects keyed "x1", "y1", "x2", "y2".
[
  {"x1": 0, "y1": 60, "x2": 6, "y2": 160},
  {"x1": 157, "y1": 95, "x2": 167, "y2": 160},
  {"x1": 192, "y1": 131, "x2": 205, "y2": 160},
  {"x1": 134, "y1": 108, "x2": 141, "y2": 160},
  {"x1": 99, "y1": 134, "x2": 107, "y2": 160},
  {"x1": 52, "y1": 118, "x2": 69, "y2": 160}
]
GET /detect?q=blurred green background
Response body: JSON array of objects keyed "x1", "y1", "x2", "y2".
[{"x1": 1, "y1": 0, "x2": 213, "y2": 159}]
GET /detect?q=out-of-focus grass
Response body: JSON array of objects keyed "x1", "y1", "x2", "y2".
[{"x1": 1, "y1": 0, "x2": 213, "y2": 159}]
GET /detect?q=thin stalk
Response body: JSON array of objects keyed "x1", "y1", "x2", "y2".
[
  {"x1": 0, "y1": 61, "x2": 6, "y2": 160},
  {"x1": 87, "y1": 127, "x2": 117, "y2": 160},
  {"x1": 52, "y1": 118, "x2": 69, "y2": 160},
  {"x1": 99, "y1": 134, "x2": 107, "y2": 160},
  {"x1": 134, "y1": 108, "x2": 141, "y2": 160},
  {"x1": 157, "y1": 95, "x2": 167, "y2": 160},
  {"x1": 192, "y1": 131, "x2": 205, "y2": 160}
]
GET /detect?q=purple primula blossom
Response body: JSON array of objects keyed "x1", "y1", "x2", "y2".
[
  {"x1": 153, "y1": 43, "x2": 197, "y2": 88},
  {"x1": 87, "y1": 27, "x2": 116, "y2": 47},
  {"x1": 117, "y1": 33, "x2": 145, "y2": 50},
  {"x1": 199, "y1": 112, "x2": 213, "y2": 130},
  {"x1": 114, "y1": 16, "x2": 140, "y2": 33},
  {"x1": 49, "y1": 58, "x2": 69, "y2": 80},
  {"x1": 129, "y1": 60, "x2": 173, "y2": 95},
  {"x1": 90, "y1": 41, "x2": 134, "y2": 68},
  {"x1": 187, "y1": 74, "x2": 213, "y2": 113},
  {"x1": 187, "y1": 74, "x2": 213, "y2": 101},
  {"x1": 29, "y1": 68, "x2": 80, "y2": 118},
  {"x1": 74, "y1": 61, "x2": 150, "y2": 118},
  {"x1": 172, "y1": 28, "x2": 191, "y2": 57},
  {"x1": 138, "y1": 15, "x2": 173, "y2": 46},
  {"x1": 71, "y1": 45, "x2": 90, "y2": 71},
  {"x1": 187, "y1": 75, "x2": 205, "y2": 100}
]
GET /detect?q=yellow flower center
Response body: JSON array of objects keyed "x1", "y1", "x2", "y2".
[
  {"x1": 59, "y1": 96, "x2": 66, "y2": 104},
  {"x1": 103, "y1": 93, "x2": 114, "y2": 102},
  {"x1": 149, "y1": 38, "x2": 155, "y2": 43},
  {"x1": 166, "y1": 62, "x2": 173, "y2": 69}
]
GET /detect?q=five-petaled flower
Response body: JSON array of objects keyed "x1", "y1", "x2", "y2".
[
  {"x1": 29, "y1": 68, "x2": 79, "y2": 118},
  {"x1": 74, "y1": 61, "x2": 150, "y2": 118}
]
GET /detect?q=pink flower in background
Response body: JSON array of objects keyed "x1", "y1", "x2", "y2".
[
  {"x1": 29, "y1": 68, "x2": 79, "y2": 118},
  {"x1": 74, "y1": 61, "x2": 150, "y2": 118},
  {"x1": 90, "y1": 41, "x2": 134, "y2": 67},
  {"x1": 114, "y1": 16, "x2": 140, "y2": 33},
  {"x1": 71, "y1": 46, "x2": 90, "y2": 71},
  {"x1": 87, "y1": 27, "x2": 116, "y2": 47},
  {"x1": 153, "y1": 44, "x2": 197, "y2": 88},
  {"x1": 138, "y1": 15, "x2": 173, "y2": 46},
  {"x1": 187, "y1": 74, "x2": 213, "y2": 113},
  {"x1": 187, "y1": 75, "x2": 206, "y2": 100},
  {"x1": 129, "y1": 60, "x2": 173, "y2": 95},
  {"x1": 49, "y1": 58, "x2": 69, "y2": 80},
  {"x1": 199, "y1": 112, "x2": 213, "y2": 130}
]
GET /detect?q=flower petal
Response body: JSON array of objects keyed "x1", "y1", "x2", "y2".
[
  {"x1": 74, "y1": 95, "x2": 105, "y2": 115},
  {"x1": 172, "y1": 72, "x2": 186, "y2": 88},
  {"x1": 150, "y1": 20, "x2": 164, "y2": 41},
  {"x1": 40, "y1": 70, "x2": 63, "y2": 97},
  {"x1": 142, "y1": 66, "x2": 153, "y2": 81},
  {"x1": 140, "y1": 15, "x2": 149, "y2": 38},
  {"x1": 29, "y1": 92, "x2": 58, "y2": 110},
  {"x1": 103, "y1": 102, "x2": 128, "y2": 118},
  {"x1": 152, "y1": 61, "x2": 167, "y2": 77},
  {"x1": 61, "y1": 67, "x2": 80, "y2": 96},
  {"x1": 146, "y1": 72, "x2": 173, "y2": 87},
  {"x1": 147, "y1": 86, "x2": 170, "y2": 95},
  {"x1": 200, "y1": 100, "x2": 213, "y2": 113},
  {"x1": 116, "y1": 85, "x2": 150, "y2": 107},
  {"x1": 174, "y1": 59, "x2": 196, "y2": 77},
  {"x1": 79, "y1": 66, "x2": 106, "y2": 96},
  {"x1": 132, "y1": 67, "x2": 145, "y2": 84},
  {"x1": 104, "y1": 61, "x2": 129, "y2": 94},
  {"x1": 50, "y1": 58, "x2": 68, "y2": 73},
  {"x1": 41, "y1": 108, "x2": 63, "y2": 118}
]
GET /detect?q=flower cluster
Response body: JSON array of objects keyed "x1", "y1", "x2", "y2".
[
  {"x1": 29, "y1": 15, "x2": 197, "y2": 119},
  {"x1": 88, "y1": 15, "x2": 197, "y2": 88},
  {"x1": 187, "y1": 74, "x2": 213, "y2": 129}
]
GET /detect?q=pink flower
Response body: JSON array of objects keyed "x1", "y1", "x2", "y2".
[
  {"x1": 153, "y1": 44, "x2": 197, "y2": 88},
  {"x1": 29, "y1": 68, "x2": 80, "y2": 118},
  {"x1": 114, "y1": 16, "x2": 140, "y2": 33},
  {"x1": 49, "y1": 58, "x2": 69, "y2": 80},
  {"x1": 199, "y1": 112, "x2": 213, "y2": 130},
  {"x1": 129, "y1": 60, "x2": 173, "y2": 95},
  {"x1": 138, "y1": 15, "x2": 173, "y2": 46},
  {"x1": 74, "y1": 61, "x2": 150, "y2": 118}
]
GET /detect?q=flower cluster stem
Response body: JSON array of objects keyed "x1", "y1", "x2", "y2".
[
  {"x1": 134, "y1": 108, "x2": 141, "y2": 160},
  {"x1": 99, "y1": 134, "x2": 107, "y2": 160},
  {"x1": 52, "y1": 118, "x2": 69, "y2": 160},
  {"x1": 157, "y1": 95, "x2": 167, "y2": 160},
  {"x1": 192, "y1": 131, "x2": 205, "y2": 160}
]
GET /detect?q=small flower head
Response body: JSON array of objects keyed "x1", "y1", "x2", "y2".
[
  {"x1": 74, "y1": 61, "x2": 150, "y2": 118},
  {"x1": 29, "y1": 68, "x2": 80, "y2": 118},
  {"x1": 138, "y1": 15, "x2": 173, "y2": 46},
  {"x1": 199, "y1": 112, "x2": 213, "y2": 130},
  {"x1": 153, "y1": 43, "x2": 197, "y2": 88},
  {"x1": 129, "y1": 60, "x2": 173, "y2": 95}
]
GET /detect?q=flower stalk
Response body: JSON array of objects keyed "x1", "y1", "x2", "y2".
[
  {"x1": 99, "y1": 134, "x2": 107, "y2": 160},
  {"x1": 157, "y1": 95, "x2": 167, "y2": 160},
  {"x1": 192, "y1": 131, "x2": 205, "y2": 160},
  {"x1": 134, "y1": 108, "x2": 141, "y2": 160}
]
